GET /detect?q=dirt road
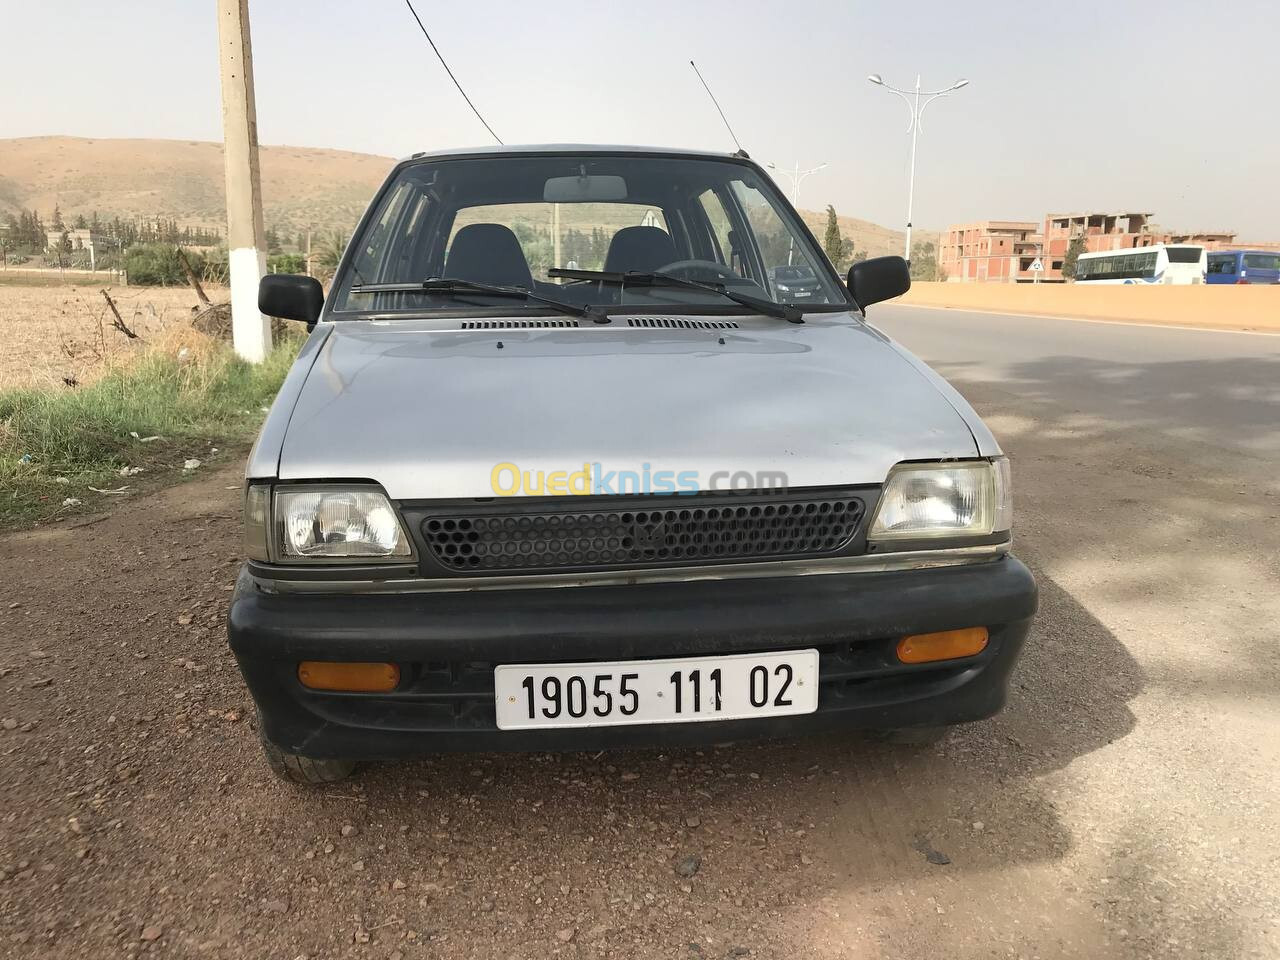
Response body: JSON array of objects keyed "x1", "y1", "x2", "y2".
[{"x1": 3, "y1": 319, "x2": 1279, "y2": 959}]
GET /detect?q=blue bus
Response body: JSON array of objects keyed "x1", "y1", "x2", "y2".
[{"x1": 1206, "y1": 250, "x2": 1280, "y2": 284}]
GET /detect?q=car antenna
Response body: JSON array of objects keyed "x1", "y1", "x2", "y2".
[
  {"x1": 404, "y1": 0, "x2": 503, "y2": 145},
  {"x1": 689, "y1": 60, "x2": 749, "y2": 159}
]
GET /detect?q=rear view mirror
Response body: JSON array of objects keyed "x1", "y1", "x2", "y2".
[
  {"x1": 543, "y1": 175, "x2": 628, "y2": 202},
  {"x1": 259, "y1": 274, "x2": 324, "y2": 326},
  {"x1": 847, "y1": 256, "x2": 911, "y2": 309}
]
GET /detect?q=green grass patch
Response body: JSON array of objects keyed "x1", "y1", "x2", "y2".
[{"x1": 0, "y1": 333, "x2": 302, "y2": 527}]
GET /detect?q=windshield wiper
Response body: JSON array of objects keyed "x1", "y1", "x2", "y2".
[
  {"x1": 547, "y1": 268, "x2": 803, "y2": 323},
  {"x1": 349, "y1": 278, "x2": 605, "y2": 323}
]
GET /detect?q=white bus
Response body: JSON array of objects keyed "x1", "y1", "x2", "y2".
[{"x1": 1075, "y1": 244, "x2": 1207, "y2": 285}]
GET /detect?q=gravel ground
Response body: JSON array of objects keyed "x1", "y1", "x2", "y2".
[{"x1": 2, "y1": 349, "x2": 1279, "y2": 959}]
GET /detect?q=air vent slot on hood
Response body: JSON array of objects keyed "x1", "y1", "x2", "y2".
[
  {"x1": 460, "y1": 319, "x2": 579, "y2": 329},
  {"x1": 626, "y1": 317, "x2": 740, "y2": 330}
]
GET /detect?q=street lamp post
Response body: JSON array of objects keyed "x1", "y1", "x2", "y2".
[
  {"x1": 767, "y1": 160, "x2": 827, "y2": 264},
  {"x1": 867, "y1": 73, "x2": 968, "y2": 264}
]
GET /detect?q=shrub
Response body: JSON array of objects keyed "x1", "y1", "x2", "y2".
[
  {"x1": 269, "y1": 253, "x2": 306, "y2": 274},
  {"x1": 0, "y1": 329, "x2": 301, "y2": 525},
  {"x1": 123, "y1": 243, "x2": 204, "y2": 286}
]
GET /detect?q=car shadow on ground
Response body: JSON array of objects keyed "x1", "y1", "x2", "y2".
[{"x1": 319, "y1": 560, "x2": 1140, "y2": 955}]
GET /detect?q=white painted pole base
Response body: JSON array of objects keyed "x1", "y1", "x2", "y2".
[{"x1": 230, "y1": 246, "x2": 271, "y2": 363}]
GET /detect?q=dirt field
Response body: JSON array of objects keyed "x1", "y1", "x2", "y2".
[
  {"x1": 2, "y1": 341, "x2": 1278, "y2": 959},
  {"x1": 901, "y1": 281, "x2": 1280, "y2": 332},
  {"x1": 0, "y1": 283, "x2": 227, "y2": 390}
]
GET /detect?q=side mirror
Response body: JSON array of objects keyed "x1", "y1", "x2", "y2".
[
  {"x1": 847, "y1": 256, "x2": 911, "y2": 309},
  {"x1": 259, "y1": 274, "x2": 324, "y2": 325}
]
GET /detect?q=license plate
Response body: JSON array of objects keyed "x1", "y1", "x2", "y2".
[{"x1": 494, "y1": 650, "x2": 819, "y2": 730}]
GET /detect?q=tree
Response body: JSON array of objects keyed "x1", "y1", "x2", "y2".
[
  {"x1": 312, "y1": 230, "x2": 349, "y2": 281},
  {"x1": 909, "y1": 240, "x2": 941, "y2": 281},
  {"x1": 822, "y1": 205, "x2": 846, "y2": 269},
  {"x1": 1060, "y1": 235, "x2": 1087, "y2": 281},
  {"x1": 73, "y1": 213, "x2": 88, "y2": 230},
  {"x1": 51, "y1": 204, "x2": 66, "y2": 232}
]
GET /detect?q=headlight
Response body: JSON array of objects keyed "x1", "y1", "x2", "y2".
[
  {"x1": 776, "y1": 284, "x2": 792, "y2": 292},
  {"x1": 868, "y1": 459, "x2": 1011, "y2": 543},
  {"x1": 272, "y1": 486, "x2": 412, "y2": 561}
]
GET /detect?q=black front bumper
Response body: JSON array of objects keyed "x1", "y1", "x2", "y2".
[{"x1": 228, "y1": 557, "x2": 1037, "y2": 758}]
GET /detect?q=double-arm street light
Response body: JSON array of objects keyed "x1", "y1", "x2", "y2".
[
  {"x1": 767, "y1": 160, "x2": 827, "y2": 264},
  {"x1": 867, "y1": 73, "x2": 968, "y2": 263}
]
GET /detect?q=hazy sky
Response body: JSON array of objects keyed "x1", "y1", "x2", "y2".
[{"x1": 4, "y1": 0, "x2": 1278, "y2": 238}]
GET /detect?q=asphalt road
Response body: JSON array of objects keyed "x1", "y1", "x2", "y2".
[
  {"x1": 871, "y1": 303, "x2": 1280, "y2": 455},
  {"x1": 2, "y1": 307, "x2": 1278, "y2": 959}
]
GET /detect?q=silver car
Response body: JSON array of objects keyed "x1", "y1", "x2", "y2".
[{"x1": 232, "y1": 145, "x2": 1036, "y2": 785}]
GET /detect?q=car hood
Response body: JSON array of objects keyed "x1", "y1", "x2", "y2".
[{"x1": 274, "y1": 314, "x2": 980, "y2": 500}]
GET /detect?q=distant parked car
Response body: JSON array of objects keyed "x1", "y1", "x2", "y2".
[
  {"x1": 1206, "y1": 250, "x2": 1280, "y2": 285},
  {"x1": 769, "y1": 264, "x2": 822, "y2": 300}
]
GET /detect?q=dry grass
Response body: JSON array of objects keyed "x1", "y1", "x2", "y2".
[
  {"x1": 0, "y1": 282, "x2": 229, "y2": 390},
  {"x1": 0, "y1": 311, "x2": 301, "y2": 527}
]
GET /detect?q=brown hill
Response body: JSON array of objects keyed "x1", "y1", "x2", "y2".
[
  {"x1": 0, "y1": 136, "x2": 933, "y2": 253},
  {"x1": 0, "y1": 136, "x2": 392, "y2": 240},
  {"x1": 795, "y1": 208, "x2": 937, "y2": 261}
]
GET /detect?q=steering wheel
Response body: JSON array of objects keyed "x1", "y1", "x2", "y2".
[{"x1": 654, "y1": 259, "x2": 740, "y2": 283}]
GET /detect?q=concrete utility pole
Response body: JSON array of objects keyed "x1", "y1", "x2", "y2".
[{"x1": 217, "y1": 0, "x2": 271, "y2": 362}]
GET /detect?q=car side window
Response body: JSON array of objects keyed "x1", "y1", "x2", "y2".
[
  {"x1": 695, "y1": 189, "x2": 735, "y2": 268},
  {"x1": 350, "y1": 178, "x2": 417, "y2": 283}
]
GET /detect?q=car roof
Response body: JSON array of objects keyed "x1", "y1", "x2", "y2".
[{"x1": 401, "y1": 143, "x2": 747, "y2": 162}]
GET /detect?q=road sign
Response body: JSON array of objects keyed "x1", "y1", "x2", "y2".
[{"x1": 1030, "y1": 258, "x2": 1044, "y2": 272}]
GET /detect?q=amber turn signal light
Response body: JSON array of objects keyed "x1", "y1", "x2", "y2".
[
  {"x1": 896, "y1": 627, "x2": 989, "y2": 664},
  {"x1": 297, "y1": 661, "x2": 400, "y2": 693}
]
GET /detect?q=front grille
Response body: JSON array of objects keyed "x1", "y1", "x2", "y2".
[{"x1": 418, "y1": 492, "x2": 866, "y2": 574}]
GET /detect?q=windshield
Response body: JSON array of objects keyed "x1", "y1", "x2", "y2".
[
  {"x1": 1165, "y1": 246, "x2": 1203, "y2": 263},
  {"x1": 330, "y1": 154, "x2": 848, "y2": 315}
]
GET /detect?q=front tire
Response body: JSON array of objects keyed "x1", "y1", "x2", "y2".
[{"x1": 260, "y1": 735, "x2": 356, "y2": 785}]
